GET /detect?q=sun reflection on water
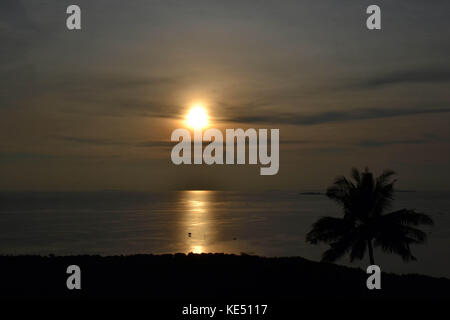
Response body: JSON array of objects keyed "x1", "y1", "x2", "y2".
[{"x1": 181, "y1": 190, "x2": 213, "y2": 254}]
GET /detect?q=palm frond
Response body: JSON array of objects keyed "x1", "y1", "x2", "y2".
[
  {"x1": 306, "y1": 217, "x2": 354, "y2": 244},
  {"x1": 326, "y1": 176, "x2": 355, "y2": 210},
  {"x1": 360, "y1": 169, "x2": 375, "y2": 194},
  {"x1": 383, "y1": 209, "x2": 434, "y2": 226},
  {"x1": 373, "y1": 181, "x2": 395, "y2": 215},
  {"x1": 321, "y1": 235, "x2": 355, "y2": 263},
  {"x1": 376, "y1": 169, "x2": 396, "y2": 186},
  {"x1": 350, "y1": 167, "x2": 361, "y2": 184},
  {"x1": 374, "y1": 235, "x2": 417, "y2": 262},
  {"x1": 349, "y1": 238, "x2": 367, "y2": 262}
]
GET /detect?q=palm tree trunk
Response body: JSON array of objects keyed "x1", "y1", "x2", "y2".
[{"x1": 367, "y1": 239, "x2": 375, "y2": 265}]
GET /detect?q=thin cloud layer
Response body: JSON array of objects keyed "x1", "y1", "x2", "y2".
[
  {"x1": 1, "y1": 0, "x2": 450, "y2": 190},
  {"x1": 226, "y1": 107, "x2": 450, "y2": 126}
]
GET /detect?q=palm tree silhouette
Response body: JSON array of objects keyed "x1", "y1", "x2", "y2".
[{"x1": 306, "y1": 168, "x2": 433, "y2": 265}]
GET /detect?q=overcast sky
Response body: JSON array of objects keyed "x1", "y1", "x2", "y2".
[{"x1": 1, "y1": 0, "x2": 450, "y2": 191}]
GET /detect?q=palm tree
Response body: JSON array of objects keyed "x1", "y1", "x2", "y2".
[{"x1": 306, "y1": 167, "x2": 433, "y2": 265}]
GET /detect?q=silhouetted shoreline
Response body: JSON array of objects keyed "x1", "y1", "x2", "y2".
[{"x1": 1, "y1": 253, "x2": 449, "y2": 301}]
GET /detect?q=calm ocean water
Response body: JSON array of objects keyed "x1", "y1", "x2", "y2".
[{"x1": 0, "y1": 190, "x2": 449, "y2": 278}]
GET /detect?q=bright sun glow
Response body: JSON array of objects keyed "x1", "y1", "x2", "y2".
[{"x1": 186, "y1": 105, "x2": 208, "y2": 129}]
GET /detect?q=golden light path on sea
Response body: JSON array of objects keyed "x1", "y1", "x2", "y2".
[{"x1": 182, "y1": 190, "x2": 212, "y2": 254}]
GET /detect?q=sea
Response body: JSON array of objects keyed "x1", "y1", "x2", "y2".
[{"x1": 0, "y1": 190, "x2": 449, "y2": 278}]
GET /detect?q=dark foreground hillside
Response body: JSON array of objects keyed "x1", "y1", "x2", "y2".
[{"x1": 1, "y1": 253, "x2": 449, "y2": 302}]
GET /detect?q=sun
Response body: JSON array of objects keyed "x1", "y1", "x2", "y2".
[{"x1": 186, "y1": 104, "x2": 209, "y2": 129}]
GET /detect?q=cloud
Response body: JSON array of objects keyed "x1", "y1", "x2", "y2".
[
  {"x1": 357, "y1": 133, "x2": 449, "y2": 148},
  {"x1": 43, "y1": 73, "x2": 179, "y2": 110},
  {"x1": 0, "y1": 0, "x2": 38, "y2": 62},
  {"x1": 55, "y1": 135, "x2": 174, "y2": 149},
  {"x1": 55, "y1": 136, "x2": 126, "y2": 146},
  {"x1": 0, "y1": 0, "x2": 41, "y2": 107},
  {"x1": 55, "y1": 135, "x2": 323, "y2": 151},
  {"x1": 136, "y1": 141, "x2": 174, "y2": 148},
  {"x1": 358, "y1": 68, "x2": 450, "y2": 89},
  {"x1": 226, "y1": 106, "x2": 450, "y2": 126},
  {"x1": 0, "y1": 151, "x2": 120, "y2": 163},
  {"x1": 357, "y1": 139, "x2": 428, "y2": 148},
  {"x1": 0, "y1": 152, "x2": 58, "y2": 162}
]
